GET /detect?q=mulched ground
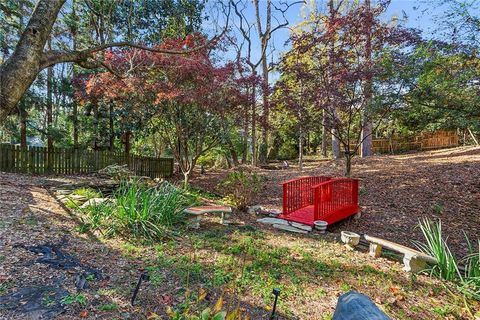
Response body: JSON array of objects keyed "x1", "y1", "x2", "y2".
[
  {"x1": 0, "y1": 173, "x2": 273, "y2": 319},
  {"x1": 0, "y1": 147, "x2": 479, "y2": 319},
  {"x1": 191, "y1": 146, "x2": 480, "y2": 257}
]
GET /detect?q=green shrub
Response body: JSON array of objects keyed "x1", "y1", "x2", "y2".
[
  {"x1": 80, "y1": 181, "x2": 196, "y2": 241},
  {"x1": 277, "y1": 142, "x2": 297, "y2": 160},
  {"x1": 196, "y1": 152, "x2": 216, "y2": 168},
  {"x1": 219, "y1": 170, "x2": 264, "y2": 211}
]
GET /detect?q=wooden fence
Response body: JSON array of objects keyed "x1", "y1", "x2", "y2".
[
  {"x1": 0, "y1": 144, "x2": 174, "y2": 178},
  {"x1": 371, "y1": 130, "x2": 459, "y2": 154}
]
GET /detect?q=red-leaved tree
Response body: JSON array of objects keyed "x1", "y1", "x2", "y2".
[
  {"x1": 284, "y1": 2, "x2": 417, "y2": 176},
  {"x1": 76, "y1": 34, "x2": 250, "y2": 186}
]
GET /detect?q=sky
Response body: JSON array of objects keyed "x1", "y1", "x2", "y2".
[{"x1": 204, "y1": 0, "x2": 452, "y2": 75}]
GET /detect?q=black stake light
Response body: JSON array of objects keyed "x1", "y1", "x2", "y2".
[
  {"x1": 131, "y1": 271, "x2": 149, "y2": 306},
  {"x1": 269, "y1": 288, "x2": 280, "y2": 320}
]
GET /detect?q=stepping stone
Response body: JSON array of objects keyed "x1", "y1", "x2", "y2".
[
  {"x1": 80, "y1": 198, "x2": 112, "y2": 209},
  {"x1": 257, "y1": 218, "x2": 313, "y2": 231},
  {"x1": 273, "y1": 224, "x2": 309, "y2": 234},
  {"x1": 54, "y1": 189, "x2": 72, "y2": 195}
]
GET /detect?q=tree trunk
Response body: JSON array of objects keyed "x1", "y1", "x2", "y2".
[
  {"x1": 109, "y1": 102, "x2": 114, "y2": 151},
  {"x1": 361, "y1": 0, "x2": 373, "y2": 157},
  {"x1": 345, "y1": 153, "x2": 352, "y2": 177},
  {"x1": 332, "y1": 130, "x2": 340, "y2": 159},
  {"x1": 328, "y1": 0, "x2": 340, "y2": 160},
  {"x1": 72, "y1": 104, "x2": 79, "y2": 148},
  {"x1": 230, "y1": 149, "x2": 239, "y2": 166},
  {"x1": 251, "y1": 81, "x2": 257, "y2": 166},
  {"x1": 124, "y1": 131, "x2": 131, "y2": 155},
  {"x1": 19, "y1": 108, "x2": 27, "y2": 149},
  {"x1": 242, "y1": 106, "x2": 249, "y2": 164},
  {"x1": 258, "y1": 57, "x2": 269, "y2": 165},
  {"x1": 298, "y1": 126, "x2": 304, "y2": 171},
  {"x1": 71, "y1": 0, "x2": 79, "y2": 150},
  {"x1": 254, "y1": 0, "x2": 271, "y2": 165},
  {"x1": 183, "y1": 171, "x2": 191, "y2": 189},
  {"x1": 93, "y1": 102, "x2": 99, "y2": 150},
  {"x1": 0, "y1": 0, "x2": 66, "y2": 119},
  {"x1": 321, "y1": 109, "x2": 327, "y2": 157},
  {"x1": 47, "y1": 45, "x2": 53, "y2": 151}
]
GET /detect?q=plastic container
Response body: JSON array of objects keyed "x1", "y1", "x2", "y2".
[{"x1": 314, "y1": 220, "x2": 328, "y2": 233}]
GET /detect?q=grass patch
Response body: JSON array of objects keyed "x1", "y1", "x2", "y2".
[{"x1": 72, "y1": 187, "x2": 102, "y2": 199}]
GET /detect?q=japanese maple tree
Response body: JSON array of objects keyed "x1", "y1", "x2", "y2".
[{"x1": 77, "y1": 34, "x2": 248, "y2": 186}]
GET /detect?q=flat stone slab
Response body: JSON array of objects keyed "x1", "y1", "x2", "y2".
[
  {"x1": 54, "y1": 189, "x2": 73, "y2": 195},
  {"x1": 273, "y1": 224, "x2": 309, "y2": 234},
  {"x1": 257, "y1": 218, "x2": 313, "y2": 231},
  {"x1": 184, "y1": 206, "x2": 232, "y2": 215},
  {"x1": 59, "y1": 194, "x2": 87, "y2": 202},
  {"x1": 80, "y1": 198, "x2": 112, "y2": 209}
]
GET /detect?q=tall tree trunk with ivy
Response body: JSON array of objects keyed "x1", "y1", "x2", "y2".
[{"x1": 329, "y1": 0, "x2": 340, "y2": 160}]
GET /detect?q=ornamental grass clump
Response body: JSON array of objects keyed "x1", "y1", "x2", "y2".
[
  {"x1": 416, "y1": 218, "x2": 460, "y2": 281},
  {"x1": 461, "y1": 236, "x2": 480, "y2": 299},
  {"x1": 80, "y1": 180, "x2": 196, "y2": 242},
  {"x1": 416, "y1": 218, "x2": 480, "y2": 300}
]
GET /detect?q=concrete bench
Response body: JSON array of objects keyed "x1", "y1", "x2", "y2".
[
  {"x1": 184, "y1": 206, "x2": 233, "y2": 229},
  {"x1": 364, "y1": 234, "x2": 436, "y2": 273}
]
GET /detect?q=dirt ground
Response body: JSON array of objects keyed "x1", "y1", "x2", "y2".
[{"x1": 191, "y1": 146, "x2": 480, "y2": 257}]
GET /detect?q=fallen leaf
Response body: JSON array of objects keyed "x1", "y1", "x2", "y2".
[{"x1": 160, "y1": 294, "x2": 173, "y2": 305}]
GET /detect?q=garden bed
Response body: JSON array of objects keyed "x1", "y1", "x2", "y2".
[{"x1": 0, "y1": 171, "x2": 478, "y2": 319}]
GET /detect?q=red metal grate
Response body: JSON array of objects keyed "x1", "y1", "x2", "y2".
[{"x1": 280, "y1": 176, "x2": 360, "y2": 226}]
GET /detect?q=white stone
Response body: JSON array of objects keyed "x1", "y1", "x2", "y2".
[
  {"x1": 257, "y1": 217, "x2": 288, "y2": 225},
  {"x1": 80, "y1": 198, "x2": 111, "y2": 209},
  {"x1": 247, "y1": 205, "x2": 263, "y2": 214},
  {"x1": 341, "y1": 231, "x2": 360, "y2": 247},
  {"x1": 257, "y1": 218, "x2": 312, "y2": 232},
  {"x1": 55, "y1": 189, "x2": 73, "y2": 195}
]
